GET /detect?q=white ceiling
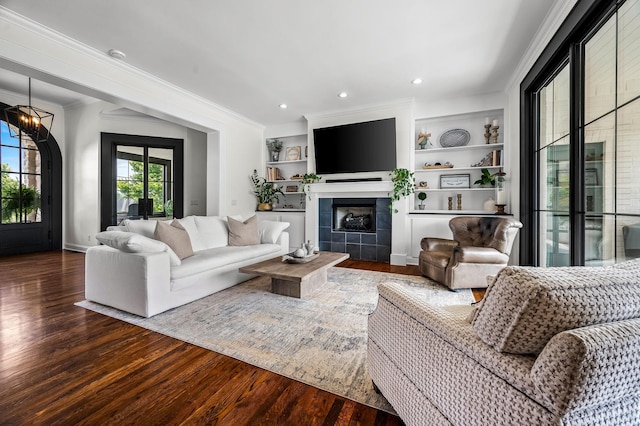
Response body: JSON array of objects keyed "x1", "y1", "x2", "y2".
[{"x1": 0, "y1": 0, "x2": 557, "y2": 126}]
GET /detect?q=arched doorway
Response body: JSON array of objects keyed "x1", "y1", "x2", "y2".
[{"x1": 0, "y1": 101, "x2": 62, "y2": 255}]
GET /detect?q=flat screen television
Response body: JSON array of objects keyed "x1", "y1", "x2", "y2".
[{"x1": 313, "y1": 118, "x2": 396, "y2": 175}]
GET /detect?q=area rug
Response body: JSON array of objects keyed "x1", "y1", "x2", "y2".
[{"x1": 76, "y1": 267, "x2": 474, "y2": 413}]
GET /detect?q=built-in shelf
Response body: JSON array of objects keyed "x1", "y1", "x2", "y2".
[
  {"x1": 410, "y1": 210, "x2": 511, "y2": 216},
  {"x1": 410, "y1": 210, "x2": 512, "y2": 215},
  {"x1": 413, "y1": 109, "x2": 506, "y2": 213},
  {"x1": 415, "y1": 165, "x2": 503, "y2": 173},
  {"x1": 266, "y1": 160, "x2": 307, "y2": 165},
  {"x1": 415, "y1": 143, "x2": 503, "y2": 154},
  {"x1": 417, "y1": 188, "x2": 495, "y2": 192}
]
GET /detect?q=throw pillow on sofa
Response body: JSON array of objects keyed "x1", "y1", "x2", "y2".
[
  {"x1": 154, "y1": 220, "x2": 194, "y2": 260},
  {"x1": 228, "y1": 215, "x2": 260, "y2": 246},
  {"x1": 96, "y1": 230, "x2": 168, "y2": 253},
  {"x1": 472, "y1": 264, "x2": 640, "y2": 355},
  {"x1": 258, "y1": 220, "x2": 290, "y2": 244}
]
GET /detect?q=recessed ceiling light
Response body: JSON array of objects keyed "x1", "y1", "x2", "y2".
[
  {"x1": 411, "y1": 78, "x2": 423, "y2": 85},
  {"x1": 108, "y1": 49, "x2": 126, "y2": 60},
  {"x1": 279, "y1": 103, "x2": 287, "y2": 109},
  {"x1": 338, "y1": 92, "x2": 348, "y2": 98}
]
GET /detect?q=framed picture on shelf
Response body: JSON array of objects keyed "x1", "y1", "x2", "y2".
[
  {"x1": 285, "y1": 185, "x2": 298, "y2": 192},
  {"x1": 585, "y1": 168, "x2": 599, "y2": 186},
  {"x1": 439, "y1": 174, "x2": 470, "y2": 189},
  {"x1": 285, "y1": 146, "x2": 301, "y2": 161}
]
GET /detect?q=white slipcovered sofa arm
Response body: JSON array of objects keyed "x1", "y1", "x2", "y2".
[{"x1": 85, "y1": 245, "x2": 171, "y2": 318}]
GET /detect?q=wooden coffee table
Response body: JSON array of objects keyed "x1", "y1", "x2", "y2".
[{"x1": 239, "y1": 251, "x2": 349, "y2": 298}]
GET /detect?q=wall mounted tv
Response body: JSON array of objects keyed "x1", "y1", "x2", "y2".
[{"x1": 313, "y1": 118, "x2": 396, "y2": 175}]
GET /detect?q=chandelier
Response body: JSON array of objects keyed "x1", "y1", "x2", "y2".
[{"x1": 4, "y1": 77, "x2": 54, "y2": 143}]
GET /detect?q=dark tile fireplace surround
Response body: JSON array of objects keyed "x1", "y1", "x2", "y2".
[{"x1": 318, "y1": 197, "x2": 391, "y2": 262}]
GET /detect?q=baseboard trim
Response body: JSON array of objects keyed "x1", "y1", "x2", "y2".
[
  {"x1": 64, "y1": 243, "x2": 89, "y2": 253},
  {"x1": 389, "y1": 253, "x2": 406, "y2": 266}
]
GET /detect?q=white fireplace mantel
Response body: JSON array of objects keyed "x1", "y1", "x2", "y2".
[{"x1": 304, "y1": 180, "x2": 409, "y2": 265}]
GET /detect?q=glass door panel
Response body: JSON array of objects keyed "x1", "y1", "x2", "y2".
[
  {"x1": 538, "y1": 63, "x2": 570, "y2": 266},
  {"x1": 116, "y1": 146, "x2": 144, "y2": 222},
  {"x1": 618, "y1": 0, "x2": 640, "y2": 106},
  {"x1": 585, "y1": 14, "x2": 616, "y2": 123},
  {"x1": 616, "y1": 99, "x2": 640, "y2": 216},
  {"x1": 148, "y1": 147, "x2": 174, "y2": 217}
]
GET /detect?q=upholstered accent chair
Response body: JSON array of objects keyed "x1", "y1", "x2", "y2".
[
  {"x1": 368, "y1": 259, "x2": 640, "y2": 426},
  {"x1": 419, "y1": 216, "x2": 523, "y2": 289}
]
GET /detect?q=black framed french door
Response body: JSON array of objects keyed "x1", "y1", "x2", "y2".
[
  {"x1": 100, "y1": 133, "x2": 184, "y2": 230},
  {"x1": 0, "y1": 101, "x2": 62, "y2": 255}
]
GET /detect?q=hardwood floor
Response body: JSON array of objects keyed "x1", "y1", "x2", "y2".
[{"x1": 0, "y1": 251, "x2": 410, "y2": 425}]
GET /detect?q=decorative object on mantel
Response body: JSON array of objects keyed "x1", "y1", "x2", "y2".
[
  {"x1": 4, "y1": 77, "x2": 54, "y2": 143},
  {"x1": 484, "y1": 117, "x2": 492, "y2": 144},
  {"x1": 457, "y1": 193, "x2": 462, "y2": 210},
  {"x1": 417, "y1": 181, "x2": 428, "y2": 188},
  {"x1": 417, "y1": 191, "x2": 427, "y2": 210},
  {"x1": 473, "y1": 168, "x2": 496, "y2": 187},
  {"x1": 439, "y1": 128, "x2": 470, "y2": 148},
  {"x1": 266, "y1": 138, "x2": 283, "y2": 162},
  {"x1": 491, "y1": 119, "x2": 500, "y2": 144},
  {"x1": 423, "y1": 162, "x2": 454, "y2": 169},
  {"x1": 389, "y1": 168, "x2": 415, "y2": 213},
  {"x1": 250, "y1": 169, "x2": 283, "y2": 211},
  {"x1": 417, "y1": 129, "x2": 432, "y2": 149},
  {"x1": 448, "y1": 196, "x2": 453, "y2": 210},
  {"x1": 495, "y1": 168, "x2": 507, "y2": 214}
]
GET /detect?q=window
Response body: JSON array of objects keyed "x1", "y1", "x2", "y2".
[
  {"x1": 0, "y1": 121, "x2": 41, "y2": 224},
  {"x1": 521, "y1": 0, "x2": 640, "y2": 265}
]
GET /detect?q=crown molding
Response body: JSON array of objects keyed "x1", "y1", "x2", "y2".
[{"x1": 505, "y1": 0, "x2": 578, "y2": 93}]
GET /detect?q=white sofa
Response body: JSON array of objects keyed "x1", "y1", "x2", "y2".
[{"x1": 85, "y1": 215, "x2": 289, "y2": 317}]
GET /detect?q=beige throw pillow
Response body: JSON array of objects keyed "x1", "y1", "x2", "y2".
[
  {"x1": 228, "y1": 215, "x2": 260, "y2": 246},
  {"x1": 154, "y1": 220, "x2": 194, "y2": 260}
]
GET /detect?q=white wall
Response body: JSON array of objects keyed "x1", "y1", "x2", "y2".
[{"x1": 63, "y1": 101, "x2": 208, "y2": 250}]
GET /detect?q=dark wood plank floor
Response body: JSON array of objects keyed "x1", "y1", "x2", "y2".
[{"x1": 0, "y1": 251, "x2": 413, "y2": 425}]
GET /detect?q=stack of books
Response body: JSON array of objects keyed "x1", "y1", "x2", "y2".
[{"x1": 266, "y1": 167, "x2": 283, "y2": 181}]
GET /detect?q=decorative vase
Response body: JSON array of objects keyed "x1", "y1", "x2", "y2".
[
  {"x1": 418, "y1": 204, "x2": 426, "y2": 210},
  {"x1": 257, "y1": 203, "x2": 273, "y2": 211},
  {"x1": 484, "y1": 198, "x2": 497, "y2": 212},
  {"x1": 418, "y1": 140, "x2": 427, "y2": 150},
  {"x1": 304, "y1": 240, "x2": 315, "y2": 255},
  {"x1": 270, "y1": 150, "x2": 280, "y2": 162}
]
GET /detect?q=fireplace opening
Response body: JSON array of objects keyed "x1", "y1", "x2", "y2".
[{"x1": 332, "y1": 198, "x2": 376, "y2": 233}]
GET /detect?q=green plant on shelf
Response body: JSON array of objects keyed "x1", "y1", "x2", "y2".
[
  {"x1": 250, "y1": 169, "x2": 283, "y2": 208},
  {"x1": 389, "y1": 168, "x2": 415, "y2": 214},
  {"x1": 474, "y1": 168, "x2": 496, "y2": 187},
  {"x1": 417, "y1": 191, "x2": 427, "y2": 210}
]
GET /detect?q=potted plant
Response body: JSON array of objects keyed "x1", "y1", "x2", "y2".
[
  {"x1": 389, "y1": 168, "x2": 415, "y2": 213},
  {"x1": 417, "y1": 191, "x2": 427, "y2": 210},
  {"x1": 266, "y1": 139, "x2": 283, "y2": 162},
  {"x1": 250, "y1": 169, "x2": 283, "y2": 211},
  {"x1": 301, "y1": 172, "x2": 321, "y2": 200},
  {"x1": 474, "y1": 168, "x2": 496, "y2": 187}
]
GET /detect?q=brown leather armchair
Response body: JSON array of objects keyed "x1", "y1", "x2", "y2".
[{"x1": 419, "y1": 216, "x2": 523, "y2": 289}]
